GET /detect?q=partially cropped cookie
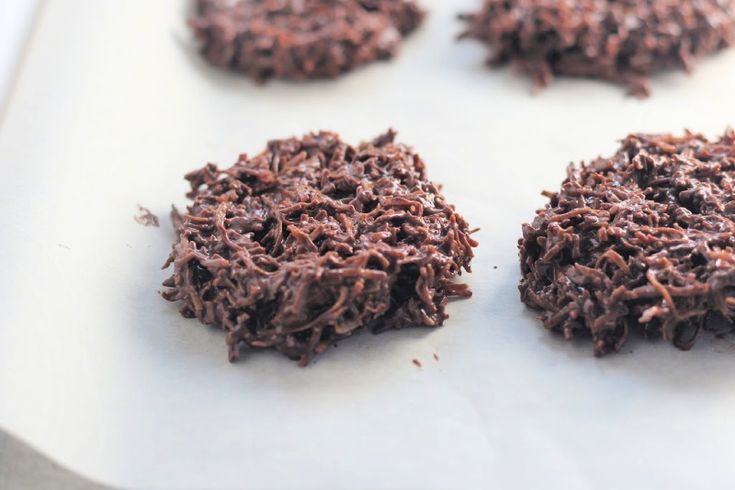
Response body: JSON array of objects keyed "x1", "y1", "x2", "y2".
[
  {"x1": 460, "y1": 0, "x2": 735, "y2": 96},
  {"x1": 190, "y1": 0, "x2": 424, "y2": 82},
  {"x1": 519, "y1": 130, "x2": 735, "y2": 355},
  {"x1": 163, "y1": 131, "x2": 476, "y2": 365}
]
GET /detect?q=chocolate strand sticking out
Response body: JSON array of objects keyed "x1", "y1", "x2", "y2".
[
  {"x1": 190, "y1": 0, "x2": 425, "y2": 82},
  {"x1": 163, "y1": 131, "x2": 477, "y2": 366},
  {"x1": 519, "y1": 130, "x2": 735, "y2": 355},
  {"x1": 459, "y1": 0, "x2": 735, "y2": 96}
]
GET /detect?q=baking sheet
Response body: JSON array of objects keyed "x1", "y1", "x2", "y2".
[
  {"x1": 0, "y1": 0, "x2": 41, "y2": 113},
  {"x1": 2, "y1": 1, "x2": 735, "y2": 488}
]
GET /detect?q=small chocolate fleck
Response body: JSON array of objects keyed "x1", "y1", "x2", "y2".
[
  {"x1": 433, "y1": 353, "x2": 439, "y2": 361},
  {"x1": 412, "y1": 359, "x2": 422, "y2": 368},
  {"x1": 134, "y1": 205, "x2": 160, "y2": 227}
]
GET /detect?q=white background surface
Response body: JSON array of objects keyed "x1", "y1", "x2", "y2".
[
  {"x1": 0, "y1": 0, "x2": 41, "y2": 114},
  {"x1": 2, "y1": 1, "x2": 735, "y2": 489}
]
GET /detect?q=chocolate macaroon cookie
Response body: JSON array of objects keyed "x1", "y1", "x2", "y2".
[
  {"x1": 459, "y1": 0, "x2": 735, "y2": 96},
  {"x1": 163, "y1": 131, "x2": 477, "y2": 365},
  {"x1": 519, "y1": 130, "x2": 735, "y2": 355},
  {"x1": 190, "y1": 0, "x2": 424, "y2": 82}
]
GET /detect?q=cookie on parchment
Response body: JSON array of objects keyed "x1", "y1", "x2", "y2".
[
  {"x1": 191, "y1": 0, "x2": 424, "y2": 82},
  {"x1": 163, "y1": 131, "x2": 477, "y2": 366},
  {"x1": 460, "y1": 0, "x2": 735, "y2": 96},
  {"x1": 520, "y1": 130, "x2": 735, "y2": 354}
]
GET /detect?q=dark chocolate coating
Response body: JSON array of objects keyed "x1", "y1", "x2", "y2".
[
  {"x1": 519, "y1": 130, "x2": 735, "y2": 355},
  {"x1": 163, "y1": 131, "x2": 476, "y2": 366},
  {"x1": 459, "y1": 0, "x2": 735, "y2": 96},
  {"x1": 190, "y1": 0, "x2": 424, "y2": 82}
]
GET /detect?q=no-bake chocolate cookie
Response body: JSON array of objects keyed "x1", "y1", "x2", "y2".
[
  {"x1": 519, "y1": 130, "x2": 735, "y2": 354},
  {"x1": 163, "y1": 131, "x2": 476, "y2": 365},
  {"x1": 459, "y1": 0, "x2": 735, "y2": 96},
  {"x1": 190, "y1": 0, "x2": 424, "y2": 82}
]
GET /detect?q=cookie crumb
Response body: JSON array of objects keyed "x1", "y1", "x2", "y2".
[{"x1": 134, "y1": 205, "x2": 160, "y2": 227}]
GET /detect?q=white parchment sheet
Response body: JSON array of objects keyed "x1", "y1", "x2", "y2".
[{"x1": 2, "y1": 1, "x2": 735, "y2": 488}]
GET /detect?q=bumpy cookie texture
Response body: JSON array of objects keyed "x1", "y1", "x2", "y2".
[
  {"x1": 459, "y1": 0, "x2": 735, "y2": 96},
  {"x1": 519, "y1": 130, "x2": 735, "y2": 355},
  {"x1": 163, "y1": 131, "x2": 477, "y2": 366},
  {"x1": 190, "y1": 0, "x2": 424, "y2": 82}
]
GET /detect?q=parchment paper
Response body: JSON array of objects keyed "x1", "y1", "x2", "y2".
[{"x1": 2, "y1": 1, "x2": 735, "y2": 488}]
